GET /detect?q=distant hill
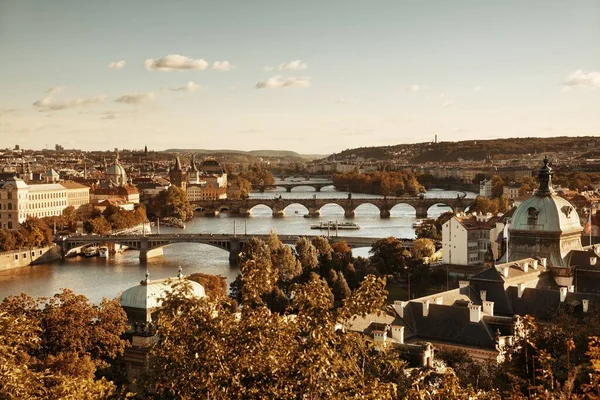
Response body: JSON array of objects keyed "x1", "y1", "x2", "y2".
[
  {"x1": 164, "y1": 149, "x2": 326, "y2": 161},
  {"x1": 323, "y1": 136, "x2": 600, "y2": 163}
]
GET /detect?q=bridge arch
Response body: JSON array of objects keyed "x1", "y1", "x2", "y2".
[
  {"x1": 426, "y1": 202, "x2": 454, "y2": 218},
  {"x1": 318, "y1": 202, "x2": 346, "y2": 217},
  {"x1": 389, "y1": 203, "x2": 418, "y2": 217},
  {"x1": 282, "y1": 203, "x2": 310, "y2": 215},
  {"x1": 290, "y1": 185, "x2": 317, "y2": 192},
  {"x1": 248, "y1": 203, "x2": 274, "y2": 215},
  {"x1": 352, "y1": 203, "x2": 382, "y2": 216}
]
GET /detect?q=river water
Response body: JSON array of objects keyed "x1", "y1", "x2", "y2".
[{"x1": 0, "y1": 179, "x2": 475, "y2": 303}]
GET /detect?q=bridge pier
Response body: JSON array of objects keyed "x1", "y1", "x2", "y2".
[
  {"x1": 272, "y1": 210, "x2": 285, "y2": 218},
  {"x1": 344, "y1": 210, "x2": 355, "y2": 218},
  {"x1": 380, "y1": 209, "x2": 391, "y2": 218},
  {"x1": 239, "y1": 208, "x2": 251, "y2": 217},
  {"x1": 139, "y1": 247, "x2": 164, "y2": 261},
  {"x1": 229, "y1": 239, "x2": 242, "y2": 266},
  {"x1": 415, "y1": 206, "x2": 428, "y2": 219},
  {"x1": 285, "y1": 187, "x2": 293, "y2": 192},
  {"x1": 315, "y1": 186, "x2": 321, "y2": 192}
]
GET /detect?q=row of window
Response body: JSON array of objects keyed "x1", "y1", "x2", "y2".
[
  {"x1": 12, "y1": 250, "x2": 44, "y2": 260},
  {"x1": 29, "y1": 192, "x2": 67, "y2": 200}
]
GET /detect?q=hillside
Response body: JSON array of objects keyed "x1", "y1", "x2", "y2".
[
  {"x1": 164, "y1": 149, "x2": 326, "y2": 161},
  {"x1": 325, "y1": 136, "x2": 600, "y2": 163}
]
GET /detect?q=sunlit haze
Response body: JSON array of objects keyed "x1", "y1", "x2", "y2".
[{"x1": 1, "y1": 0, "x2": 599, "y2": 153}]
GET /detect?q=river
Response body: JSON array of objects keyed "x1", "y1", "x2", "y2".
[{"x1": 0, "y1": 180, "x2": 475, "y2": 303}]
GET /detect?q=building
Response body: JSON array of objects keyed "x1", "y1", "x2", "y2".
[
  {"x1": 442, "y1": 212, "x2": 504, "y2": 266},
  {"x1": 60, "y1": 181, "x2": 90, "y2": 209},
  {"x1": 502, "y1": 183, "x2": 520, "y2": 200},
  {"x1": 186, "y1": 157, "x2": 228, "y2": 201},
  {"x1": 0, "y1": 177, "x2": 90, "y2": 229},
  {"x1": 169, "y1": 155, "x2": 187, "y2": 190},
  {"x1": 104, "y1": 151, "x2": 128, "y2": 186},
  {"x1": 497, "y1": 166, "x2": 533, "y2": 182},
  {"x1": 479, "y1": 179, "x2": 493, "y2": 198},
  {"x1": 120, "y1": 270, "x2": 205, "y2": 390}
]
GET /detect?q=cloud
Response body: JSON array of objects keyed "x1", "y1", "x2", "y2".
[
  {"x1": 114, "y1": 92, "x2": 155, "y2": 104},
  {"x1": 563, "y1": 70, "x2": 600, "y2": 89},
  {"x1": 144, "y1": 54, "x2": 208, "y2": 71},
  {"x1": 0, "y1": 108, "x2": 16, "y2": 117},
  {"x1": 46, "y1": 86, "x2": 65, "y2": 95},
  {"x1": 168, "y1": 81, "x2": 202, "y2": 92},
  {"x1": 262, "y1": 66, "x2": 275, "y2": 72},
  {"x1": 33, "y1": 95, "x2": 105, "y2": 111},
  {"x1": 109, "y1": 60, "x2": 126, "y2": 69},
  {"x1": 256, "y1": 76, "x2": 311, "y2": 89},
  {"x1": 101, "y1": 111, "x2": 121, "y2": 120},
  {"x1": 442, "y1": 100, "x2": 454, "y2": 107},
  {"x1": 406, "y1": 84, "x2": 420, "y2": 92},
  {"x1": 278, "y1": 60, "x2": 308, "y2": 71},
  {"x1": 212, "y1": 61, "x2": 231, "y2": 71}
]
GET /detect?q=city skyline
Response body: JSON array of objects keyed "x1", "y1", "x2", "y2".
[{"x1": 1, "y1": 0, "x2": 599, "y2": 153}]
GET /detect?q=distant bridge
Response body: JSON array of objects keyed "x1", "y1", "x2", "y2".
[
  {"x1": 60, "y1": 233, "x2": 399, "y2": 265},
  {"x1": 252, "y1": 181, "x2": 334, "y2": 192},
  {"x1": 192, "y1": 196, "x2": 471, "y2": 218}
]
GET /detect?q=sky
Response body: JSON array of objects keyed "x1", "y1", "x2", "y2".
[{"x1": 0, "y1": 0, "x2": 599, "y2": 154}]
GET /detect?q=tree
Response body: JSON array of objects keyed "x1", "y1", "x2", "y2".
[
  {"x1": 411, "y1": 238, "x2": 435, "y2": 260},
  {"x1": 295, "y1": 237, "x2": 319, "y2": 277},
  {"x1": 518, "y1": 176, "x2": 537, "y2": 195},
  {"x1": 268, "y1": 232, "x2": 302, "y2": 284},
  {"x1": 62, "y1": 205, "x2": 79, "y2": 232},
  {"x1": 187, "y1": 272, "x2": 227, "y2": 299},
  {"x1": 0, "y1": 229, "x2": 16, "y2": 251},
  {"x1": 491, "y1": 175, "x2": 505, "y2": 198},
  {"x1": 150, "y1": 186, "x2": 194, "y2": 221},
  {"x1": 369, "y1": 237, "x2": 408, "y2": 275},
  {"x1": 238, "y1": 237, "x2": 274, "y2": 305}
]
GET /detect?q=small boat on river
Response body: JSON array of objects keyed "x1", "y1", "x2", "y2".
[
  {"x1": 98, "y1": 246, "x2": 109, "y2": 258},
  {"x1": 310, "y1": 221, "x2": 360, "y2": 230}
]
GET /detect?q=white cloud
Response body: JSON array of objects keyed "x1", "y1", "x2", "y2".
[
  {"x1": 144, "y1": 54, "x2": 209, "y2": 71},
  {"x1": 262, "y1": 66, "x2": 275, "y2": 72},
  {"x1": 109, "y1": 60, "x2": 126, "y2": 69},
  {"x1": 406, "y1": 84, "x2": 420, "y2": 92},
  {"x1": 33, "y1": 95, "x2": 105, "y2": 111},
  {"x1": 101, "y1": 111, "x2": 121, "y2": 120},
  {"x1": 256, "y1": 76, "x2": 311, "y2": 89},
  {"x1": 278, "y1": 60, "x2": 308, "y2": 71},
  {"x1": 46, "y1": 86, "x2": 65, "y2": 95},
  {"x1": 563, "y1": 70, "x2": 600, "y2": 89},
  {"x1": 169, "y1": 81, "x2": 202, "y2": 92},
  {"x1": 212, "y1": 61, "x2": 231, "y2": 71},
  {"x1": 114, "y1": 92, "x2": 155, "y2": 104}
]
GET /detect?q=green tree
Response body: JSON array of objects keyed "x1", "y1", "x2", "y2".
[
  {"x1": 369, "y1": 237, "x2": 408, "y2": 275},
  {"x1": 411, "y1": 238, "x2": 435, "y2": 259},
  {"x1": 150, "y1": 186, "x2": 194, "y2": 221}
]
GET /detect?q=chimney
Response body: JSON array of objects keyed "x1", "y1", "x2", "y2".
[
  {"x1": 483, "y1": 300, "x2": 494, "y2": 316},
  {"x1": 393, "y1": 301, "x2": 408, "y2": 318},
  {"x1": 539, "y1": 258, "x2": 547, "y2": 268},
  {"x1": 435, "y1": 297, "x2": 443, "y2": 305},
  {"x1": 459, "y1": 281, "x2": 469, "y2": 294},
  {"x1": 480, "y1": 290, "x2": 487, "y2": 302},
  {"x1": 522, "y1": 262, "x2": 529, "y2": 273},
  {"x1": 583, "y1": 299, "x2": 590, "y2": 313},
  {"x1": 518, "y1": 283, "x2": 526, "y2": 298},
  {"x1": 532, "y1": 259, "x2": 539, "y2": 270},
  {"x1": 559, "y1": 287, "x2": 568, "y2": 302},
  {"x1": 422, "y1": 300, "x2": 430, "y2": 317},
  {"x1": 391, "y1": 325, "x2": 405, "y2": 344},
  {"x1": 568, "y1": 285, "x2": 575, "y2": 293},
  {"x1": 501, "y1": 266, "x2": 510, "y2": 278},
  {"x1": 469, "y1": 304, "x2": 482, "y2": 323}
]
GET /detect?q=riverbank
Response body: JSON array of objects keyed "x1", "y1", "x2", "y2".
[{"x1": 0, "y1": 245, "x2": 62, "y2": 272}]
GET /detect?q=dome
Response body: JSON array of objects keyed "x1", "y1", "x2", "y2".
[
  {"x1": 511, "y1": 195, "x2": 582, "y2": 233},
  {"x1": 120, "y1": 276, "x2": 205, "y2": 310},
  {"x1": 106, "y1": 163, "x2": 127, "y2": 177}
]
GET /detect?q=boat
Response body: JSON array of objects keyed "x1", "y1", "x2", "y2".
[
  {"x1": 98, "y1": 246, "x2": 109, "y2": 258},
  {"x1": 310, "y1": 221, "x2": 360, "y2": 230},
  {"x1": 412, "y1": 220, "x2": 423, "y2": 228},
  {"x1": 83, "y1": 245, "x2": 99, "y2": 257}
]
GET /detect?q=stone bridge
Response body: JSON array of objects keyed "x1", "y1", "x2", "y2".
[
  {"x1": 252, "y1": 182, "x2": 334, "y2": 192},
  {"x1": 60, "y1": 233, "x2": 397, "y2": 265},
  {"x1": 192, "y1": 197, "x2": 471, "y2": 218}
]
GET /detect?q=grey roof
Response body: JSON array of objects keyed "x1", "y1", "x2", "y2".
[{"x1": 120, "y1": 277, "x2": 205, "y2": 309}]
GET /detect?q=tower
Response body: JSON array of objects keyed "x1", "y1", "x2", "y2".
[
  {"x1": 169, "y1": 155, "x2": 187, "y2": 190},
  {"x1": 188, "y1": 154, "x2": 200, "y2": 184}
]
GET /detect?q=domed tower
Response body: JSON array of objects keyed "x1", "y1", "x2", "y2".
[
  {"x1": 105, "y1": 150, "x2": 127, "y2": 187},
  {"x1": 169, "y1": 155, "x2": 187, "y2": 190},
  {"x1": 508, "y1": 156, "x2": 583, "y2": 286}
]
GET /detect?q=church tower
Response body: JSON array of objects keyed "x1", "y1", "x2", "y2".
[{"x1": 169, "y1": 155, "x2": 187, "y2": 190}]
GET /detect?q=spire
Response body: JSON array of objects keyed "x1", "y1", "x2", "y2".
[
  {"x1": 173, "y1": 155, "x2": 182, "y2": 171},
  {"x1": 190, "y1": 154, "x2": 199, "y2": 172},
  {"x1": 535, "y1": 155, "x2": 554, "y2": 196},
  {"x1": 115, "y1": 149, "x2": 120, "y2": 164}
]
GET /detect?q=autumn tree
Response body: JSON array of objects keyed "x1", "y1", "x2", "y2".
[
  {"x1": 187, "y1": 272, "x2": 227, "y2": 299},
  {"x1": 369, "y1": 237, "x2": 409, "y2": 275},
  {"x1": 411, "y1": 238, "x2": 435, "y2": 260},
  {"x1": 150, "y1": 185, "x2": 194, "y2": 221},
  {"x1": 268, "y1": 232, "x2": 302, "y2": 284},
  {"x1": 295, "y1": 236, "x2": 319, "y2": 277}
]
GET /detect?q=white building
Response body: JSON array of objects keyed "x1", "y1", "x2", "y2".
[
  {"x1": 0, "y1": 177, "x2": 90, "y2": 229},
  {"x1": 479, "y1": 179, "x2": 493, "y2": 198},
  {"x1": 442, "y1": 212, "x2": 504, "y2": 266},
  {"x1": 502, "y1": 184, "x2": 521, "y2": 200}
]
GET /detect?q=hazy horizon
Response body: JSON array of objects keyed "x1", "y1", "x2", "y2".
[{"x1": 1, "y1": 0, "x2": 599, "y2": 153}]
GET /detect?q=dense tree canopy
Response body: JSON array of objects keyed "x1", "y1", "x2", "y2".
[
  {"x1": 334, "y1": 171, "x2": 424, "y2": 196},
  {"x1": 150, "y1": 186, "x2": 194, "y2": 221},
  {"x1": 0, "y1": 217, "x2": 54, "y2": 252}
]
